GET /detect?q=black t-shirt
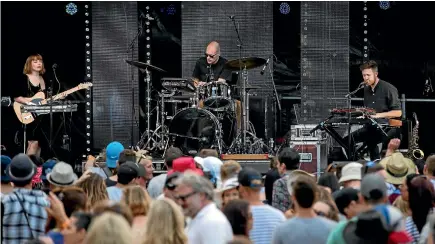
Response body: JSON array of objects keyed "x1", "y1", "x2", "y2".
[
  {"x1": 363, "y1": 79, "x2": 401, "y2": 114},
  {"x1": 192, "y1": 57, "x2": 232, "y2": 83}
]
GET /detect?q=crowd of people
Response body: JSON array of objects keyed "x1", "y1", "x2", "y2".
[{"x1": 1, "y1": 139, "x2": 435, "y2": 244}]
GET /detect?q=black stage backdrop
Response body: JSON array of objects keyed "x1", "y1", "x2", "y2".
[{"x1": 1, "y1": 2, "x2": 88, "y2": 164}]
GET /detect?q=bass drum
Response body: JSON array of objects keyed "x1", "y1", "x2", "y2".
[{"x1": 168, "y1": 107, "x2": 237, "y2": 155}]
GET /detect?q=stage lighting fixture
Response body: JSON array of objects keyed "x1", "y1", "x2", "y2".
[
  {"x1": 66, "y1": 3, "x2": 78, "y2": 15},
  {"x1": 279, "y1": 2, "x2": 290, "y2": 15},
  {"x1": 379, "y1": 1, "x2": 390, "y2": 10}
]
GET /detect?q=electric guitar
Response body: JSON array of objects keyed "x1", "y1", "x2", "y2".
[{"x1": 13, "y1": 82, "x2": 93, "y2": 124}]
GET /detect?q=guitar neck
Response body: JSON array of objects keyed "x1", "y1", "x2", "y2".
[{"x1": 45, "y1": 86, "x2": 82, "y2": 102}]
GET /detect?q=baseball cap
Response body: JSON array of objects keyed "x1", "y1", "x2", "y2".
[
  {"x1": 361, "y1": 173, "x2": 387, "y2": 201},
  {"x1": 167, "y1": 157, "x2": 203, "y2": 176},
  {"x1": 238, "y1": 167, "x2": 262, "y2": 189},
  {"x1": 1, "y1": 155, "x2": 12, "y2": 183},
  {"x1": 106, "y1": 141, "x2": 125, "y2": 168},
  {"x1": 7, "y1": 153, "x2": 37, "y2": 183},
  {"x1": 41, "y1": 159, "x2": 57, "y2": 181},
  {"x1": 117, "y1": 161, "x2": 139, "y2": 185}
]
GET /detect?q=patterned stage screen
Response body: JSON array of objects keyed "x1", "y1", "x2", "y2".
[{"x1": 91, "y1": 2, "x2": 140, "y2": 149}]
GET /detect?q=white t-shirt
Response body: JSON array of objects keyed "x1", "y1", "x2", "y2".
[{"x1": 186, "y1": 203, "x2": 233, "y2": 244}]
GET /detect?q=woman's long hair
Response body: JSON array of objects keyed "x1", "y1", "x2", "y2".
[
  {"x1": 222, "y1": 199, "x2": 251, "y2": 236},
  {"x1": 85, "y1": 212, "x2": 132, "y2": 244},
  {"x1": 121, "y1": 185, "x2": 152, "y2": 217},
  {"x1": 408, "y1": 176, "x2": 435, "y2": 232},
  {"x1": 75, "y1": 173, "x2": 108, "y2": 206},
  {"x1": 143, "y1": 199, "x2": 188, "y2": 244}
]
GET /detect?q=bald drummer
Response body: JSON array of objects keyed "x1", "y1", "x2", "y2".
[{"x1": 191, "y1": 41, "x2": 241, "y2": 129}]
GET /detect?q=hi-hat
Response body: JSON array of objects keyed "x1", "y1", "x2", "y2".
[
  {"x1": 125, "y1": 60, "x2": 167, "y2": 73},
  {"x1": 224, "y1": 57, "x2": 267, "y2": 71}
]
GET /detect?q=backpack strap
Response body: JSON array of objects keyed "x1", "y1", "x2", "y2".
[{"x1": 375, "y1": 204, "x2": 391, "y2": 226}]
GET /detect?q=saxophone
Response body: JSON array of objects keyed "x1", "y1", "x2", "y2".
[{"x1": 407, "y1": 112, "x2": 424, "y2": 160}]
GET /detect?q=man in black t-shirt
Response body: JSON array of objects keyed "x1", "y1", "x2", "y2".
[
  {"x1": 192, "y1": 41, "x2": 241, "y2": 133},
  {"x1": 192, "y1": 41, "x2": 232, "y2": 85},
  {"x1": 346, "y1": 60, "x2": 402, "y2": 161}
]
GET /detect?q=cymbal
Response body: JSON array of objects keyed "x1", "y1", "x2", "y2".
[
  {"x1": 125, "y1": 60, "x2": 167, "y2": 73},
  {"x1": 224, "y1": 57, "x2": 267, "y2": 71}
]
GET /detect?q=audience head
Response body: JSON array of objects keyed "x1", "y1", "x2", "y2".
[
  {"x1": 220, "y1": 160, "x2": 241, "y2": 182},
  {"x1": 61, "y1": 211, "x2": 93, "y2": 244},
  {"x1": 424, "y1": 155, "x2": 435, "y2": 177},
  {"x1": 317, "y1": 173, "x2": 339, "y2": 193},
  {"x1": 399, "y1": 173, "x2": 418, "y2": 202},
  {"x1": 138, "y1": 155, "x2": 154, "y2": 182},
  {"x1": 379, "y1": 152, "x2": 416, "y2": 185},
  {"x1": 334, "y1": 188, "x2": 364, "y2": 219},
  {"x1": 277, "y1": 148, "x2": 300, "y2": 174},
  {"x1": 75, "y1": 172, "x2": 108, "y2": 205},
  {"x1": 361, "y1": 161, "x2": 385, "y2": 178},
  {"x1": 174, "y1": 172, "x2": 215, "y2": 218},
  {"x1": 143, "y1": 198, "x2": 188, "y2": 244},
  {"x1": 408, "y1": 176, "x2": 435, "y2": 232},
  {"x1": 1, "y1": 155, "x2": 12, "y2": 184},
  {"x1": 92, "y1": 201, "x2": 133, "y2": 226},
  {"x1": 291, "y1": 175, "x2": 319, "y2": 210},
  {"x1": 360, "y1": 173, "x2": 388, "y2": 205},
  {"x1": 164, "y1": 147, "x2": 184, "y2": 169},
  {"x1": 237, "y1": 167, "x2": 263, "y2": 199},
  {"x1": 164, "y1": 172, "x2": 182, "y2": 200},
  {"x1": 117, "y1": 162, "x2": 141, "y2": 185},
  {"x1": 202, "y1": 156, "x2": 224, "y2": 188},
  {"x1": 105, "y1": 141, "x2": 125, "y2": 169},
  {"x1": 7, "y1": 153, "x2": 37, "y2": 187},
  {"x1": 47, "y1": 162, "x2": 78, "y2": 189},
  {"x1": 219, "y1": 177, "x2": 240, "y2": 207},
  {"x1": 121, "y1": 185, "x2": 151, "y2": 217},
  {"x1": 118, "y1": 149, "x2": 137, "y2": 165},
  {"x1": 85, "y1": 212, "x2": 132, "y2": 244},
  {"x1": 339, "y1": 162, "x2": 362, "y2": 189},
  {"x1": 222, "y1": 199, "x2": 253, "y2": 237}
]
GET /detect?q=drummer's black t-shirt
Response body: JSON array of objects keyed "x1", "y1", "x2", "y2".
[{"x1": 192, "y1": 57, "x2": 232, "y2": 83}]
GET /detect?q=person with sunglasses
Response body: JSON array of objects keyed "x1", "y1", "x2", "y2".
[{"x1": 192, "y1": 41, "x2": 231, "y2": 86}]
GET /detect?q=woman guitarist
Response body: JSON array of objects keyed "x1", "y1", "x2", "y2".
[{"x1": 14, "y1": 54, "x2": 65, "y2": 158}]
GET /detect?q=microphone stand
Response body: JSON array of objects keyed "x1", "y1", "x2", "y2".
[
  {"x1": 49, "y1": 78, "x2": 54, "y2": 153},
  {"x1": 230, "y1": 15, "x2": 247, "y2": 151},
  {"x1": 126, "y1": 15, "x2": 146, "y2": 148},
  {"x1": 344, "y1": 83, "x2": 365, "y2": 160}
]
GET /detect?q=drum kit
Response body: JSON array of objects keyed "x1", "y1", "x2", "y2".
[{"x1": 127, "y1": 56, "x2": 272, "y2": 156}]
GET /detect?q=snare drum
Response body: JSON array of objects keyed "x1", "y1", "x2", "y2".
[{"x1": 198, "y1": 82, "x2": 231, "y2": 110}]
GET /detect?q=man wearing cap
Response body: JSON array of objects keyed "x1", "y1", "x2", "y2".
[
  {"x1": 272, "y1": 148, "x2": 312, "y2": 212},
  {"x1": 147, "y1": 147, "x2": 184, "y2": 198},
  {"x1": 326, "y1": 173, "x2": 406, "y2": 244},
  {"x1": 106, "y1": 161, "x2": 141, "y2": 202},
  {"x1": 334, "y1": 188, "x2": 365, "y2": 220},
  {"x1": 1, "y1": 155, "x2": 13, "y2": 195},
  {"x1": 174, "y1": 172, "x2": 233, "y2": 244},
  {"x1": 158, "y1": 172, "x2": 182, "y2": 200},
  {"x1": 105, "y1": 148, "x2": 137, "y2": 187},
  {"x1": 239, "y1": 167, "x2": 285, "y2": 244},
  {"x1": 1, "y1": 153, "x2": 50, "y2": 244},
  {"x1": 88, "y1": 141, "x2": 125, "y2": 180},
  {"x1": 338, "y1": 162, "x2": 363, "y2": 189}
]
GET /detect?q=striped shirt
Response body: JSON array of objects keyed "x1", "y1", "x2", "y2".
[
  {"x1": 1, "y1": 188, "x2": 49, "y2": 244},
  {"x1": 406, "y1": 216, "x2": 420, "y2": 244},
  {"x1": 250, "y1": 205, "x2": 286, "y2": 244}
]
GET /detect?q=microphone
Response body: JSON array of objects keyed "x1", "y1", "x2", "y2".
[
  {"x1": 52, "y1": 63, "x2": 58, "y2": 69},
  {"x1": 260, "y1": 58, "x2": 270, "y2": 75},
  {"x1": 359, "y1": 81, "x2": 367, "y2": 87},
  {"x1": 228, "y1": 15, "x2": 235, "y2": 20}
]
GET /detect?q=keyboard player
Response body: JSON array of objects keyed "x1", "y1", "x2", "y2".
[{"x1": 345, "y1": 60, "x2": 402, "y2": 161}]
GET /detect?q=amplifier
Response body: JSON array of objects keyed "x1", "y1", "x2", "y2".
[
  {"x1": 290, "y1": 124, "x2": 327, "y2": 141},
  {"x1": 289, "y1": 140, "x2": 328, "y2": 176}
]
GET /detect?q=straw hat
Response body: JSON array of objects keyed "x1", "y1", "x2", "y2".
[{"x1": 379, "y1": 152, "x2": 415, "y2": 185}]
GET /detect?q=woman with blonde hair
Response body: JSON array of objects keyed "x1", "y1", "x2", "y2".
[
  {"x1": 75, "y1": 172, "x2": 108, "y2": 206},
  {"x1": 121, "y1": 186, "x2": 152, "y2": 244},
  {"x1": 221, "y1": 160, "x2": 242, "y2": 182},
  {"x1": 143, "y1": 198, "x2": 188, "y2": 244},
  {"x1": 85, "y1": 212, "x2": 132, "y2": 244}
]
